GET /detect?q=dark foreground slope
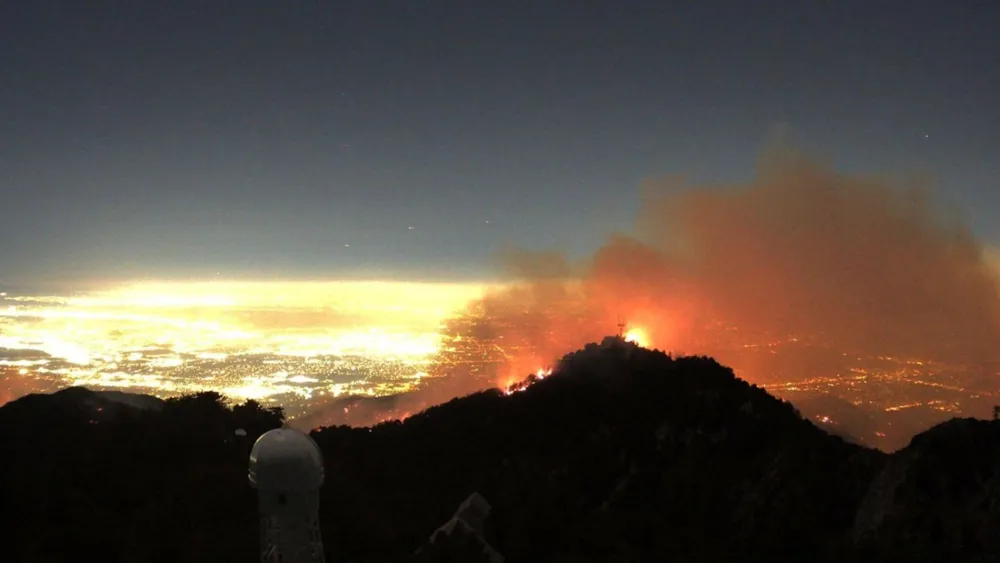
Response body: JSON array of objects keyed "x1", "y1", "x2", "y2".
[
  {"x1": 853, "y1": 417, "x2": 1000, "y2": 561},
  {"x1": 0, "y1": 389, "x2": 283, "y2": 563},
  {"x1": 315, "y1": 340, "x2": 879, "y2": 562},
  {"x1": 1, "y1": 340, "x2": 999, "y2": 562}
]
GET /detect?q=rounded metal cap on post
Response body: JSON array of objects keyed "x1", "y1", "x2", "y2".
[{"x1": 248, "y1": 427, "x2": 325, "y2": 491}]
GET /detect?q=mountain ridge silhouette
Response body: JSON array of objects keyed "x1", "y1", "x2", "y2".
[{"x1": 1, "y1": 338, "x2": 998, "y2": 562}]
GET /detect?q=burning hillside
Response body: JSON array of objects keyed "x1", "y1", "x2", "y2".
[
  {"x1": 296, "y1": 142, "x2": 1000, "y2": 437},
  {"x1": 427, "y1": 141, "x2": 1000, "y2": 398},
  {"x1": 503, "y1": 367, "x2": 554, "y2": 396}
]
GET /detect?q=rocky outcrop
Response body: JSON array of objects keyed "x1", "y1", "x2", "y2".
[
  {"x1": 415, "y1": 493, "x2": 503, "y2": 563},
  {"x1": 851, "y1": 418, "x2": 1000, "y2": 560}
]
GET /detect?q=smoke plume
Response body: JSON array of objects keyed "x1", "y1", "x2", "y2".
[{"x1": 299, "y1": 143, "x2": 1000, "y2": 428}]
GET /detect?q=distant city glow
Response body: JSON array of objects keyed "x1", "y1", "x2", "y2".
[
  {"x1": 0, "y1": 280, "x2": 487, "y2": 412},
  {"x1": 1, "y1": 280, "x2": 994, "y2": 449}
]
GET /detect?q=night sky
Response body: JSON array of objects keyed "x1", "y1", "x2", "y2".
[{"x1": 2, "y1": 1, "x2": 998, "y2": 283}]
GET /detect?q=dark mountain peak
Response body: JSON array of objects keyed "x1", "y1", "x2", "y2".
[
  {"x1": 95, "y1": 390, "x2": 166, "y2": 412},
  {"x1": 906, "y1": 416, "x2": 1000, "y2": 450},
  {"x1": 1, "y1": 385, "x2": 103, "y2": 419},
  {"x1": 3, "y1": 342, "x2": 999, "y2": 562},
  {"x1": 0, "y1": 386, "x2": 165, "y2": 426},
  {"x1": 854, "y1": 417, "x2": 1000, "y2": 557},
  {"x1": 361, "y1": 338, "x2": 825, "y2": 453},
  {"x1": 29, "y1": 385, "x2": 96, "y2": 403},
  {"x1": 312, "y1": 340, "x2": 880, "y2": 561}
]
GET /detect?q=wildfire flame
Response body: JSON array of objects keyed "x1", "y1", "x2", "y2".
[
  {"x1": 377, "y1": 410, "x2": 413, "y2": 424},
  {"x1": 624, "y1": 327, "x2": 650, "y2": 348},
  {"x1": 503, "y1": 367, "x2": 553, "y2": 396}
]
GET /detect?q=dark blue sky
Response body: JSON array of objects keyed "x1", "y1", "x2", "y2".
[{"x1": 2, "y1": 1, "x2": 998, "y2": 282}]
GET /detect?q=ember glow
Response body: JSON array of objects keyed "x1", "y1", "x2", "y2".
[
  {"x1": 504, "y1": 368, "x2": 554, "y2": 396},
  {"x1": 624, "y1": 327, "x2": 650, "y2": 348}
]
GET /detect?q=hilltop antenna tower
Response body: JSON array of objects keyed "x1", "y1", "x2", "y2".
[
  {"x1": 249, "y1": 428, "x2": 327, "y2": 563},
  {"x1": 616, "y1": 314, "x2": 626, "y2": 338}
]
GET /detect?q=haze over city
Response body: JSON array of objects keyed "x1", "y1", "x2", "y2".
[
  {"x1": 9, "y1": 3, "x2": 1000, "y2": 562},
  {"x1": 2, "y1": 1, "x2": 1000, "y2": 452}
]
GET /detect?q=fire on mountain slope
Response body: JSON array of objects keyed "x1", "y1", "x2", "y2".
[{"x1": 504, "y1": 368, "x2": 555, "y2": 396}]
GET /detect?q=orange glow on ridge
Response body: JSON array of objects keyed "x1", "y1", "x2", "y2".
[{"x1": 624, "y1": 327, "x2": 650, "y2": 348}]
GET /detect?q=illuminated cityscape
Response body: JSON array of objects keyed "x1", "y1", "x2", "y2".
[
  {"x1": 0, "y1": 281, "x2": 484, "y2": 420},
  {"x1": 2, "y1": 281, "x2": 998, "y2": 450}
]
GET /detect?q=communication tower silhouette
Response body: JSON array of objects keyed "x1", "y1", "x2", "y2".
[
  {"x1": 616, "y1": 314, "x2": 627, "y2": 338},
  {"x1": 249, "y1": 427, "x2": 327, "y2": 563}
]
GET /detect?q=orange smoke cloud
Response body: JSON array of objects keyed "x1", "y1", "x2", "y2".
[
  {"x1": 299, "y1": 142, "x2": 1000, "y2": 429},
  {"x1": 443, "y1": 142, "x2": 1000, "y2": 379}
]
